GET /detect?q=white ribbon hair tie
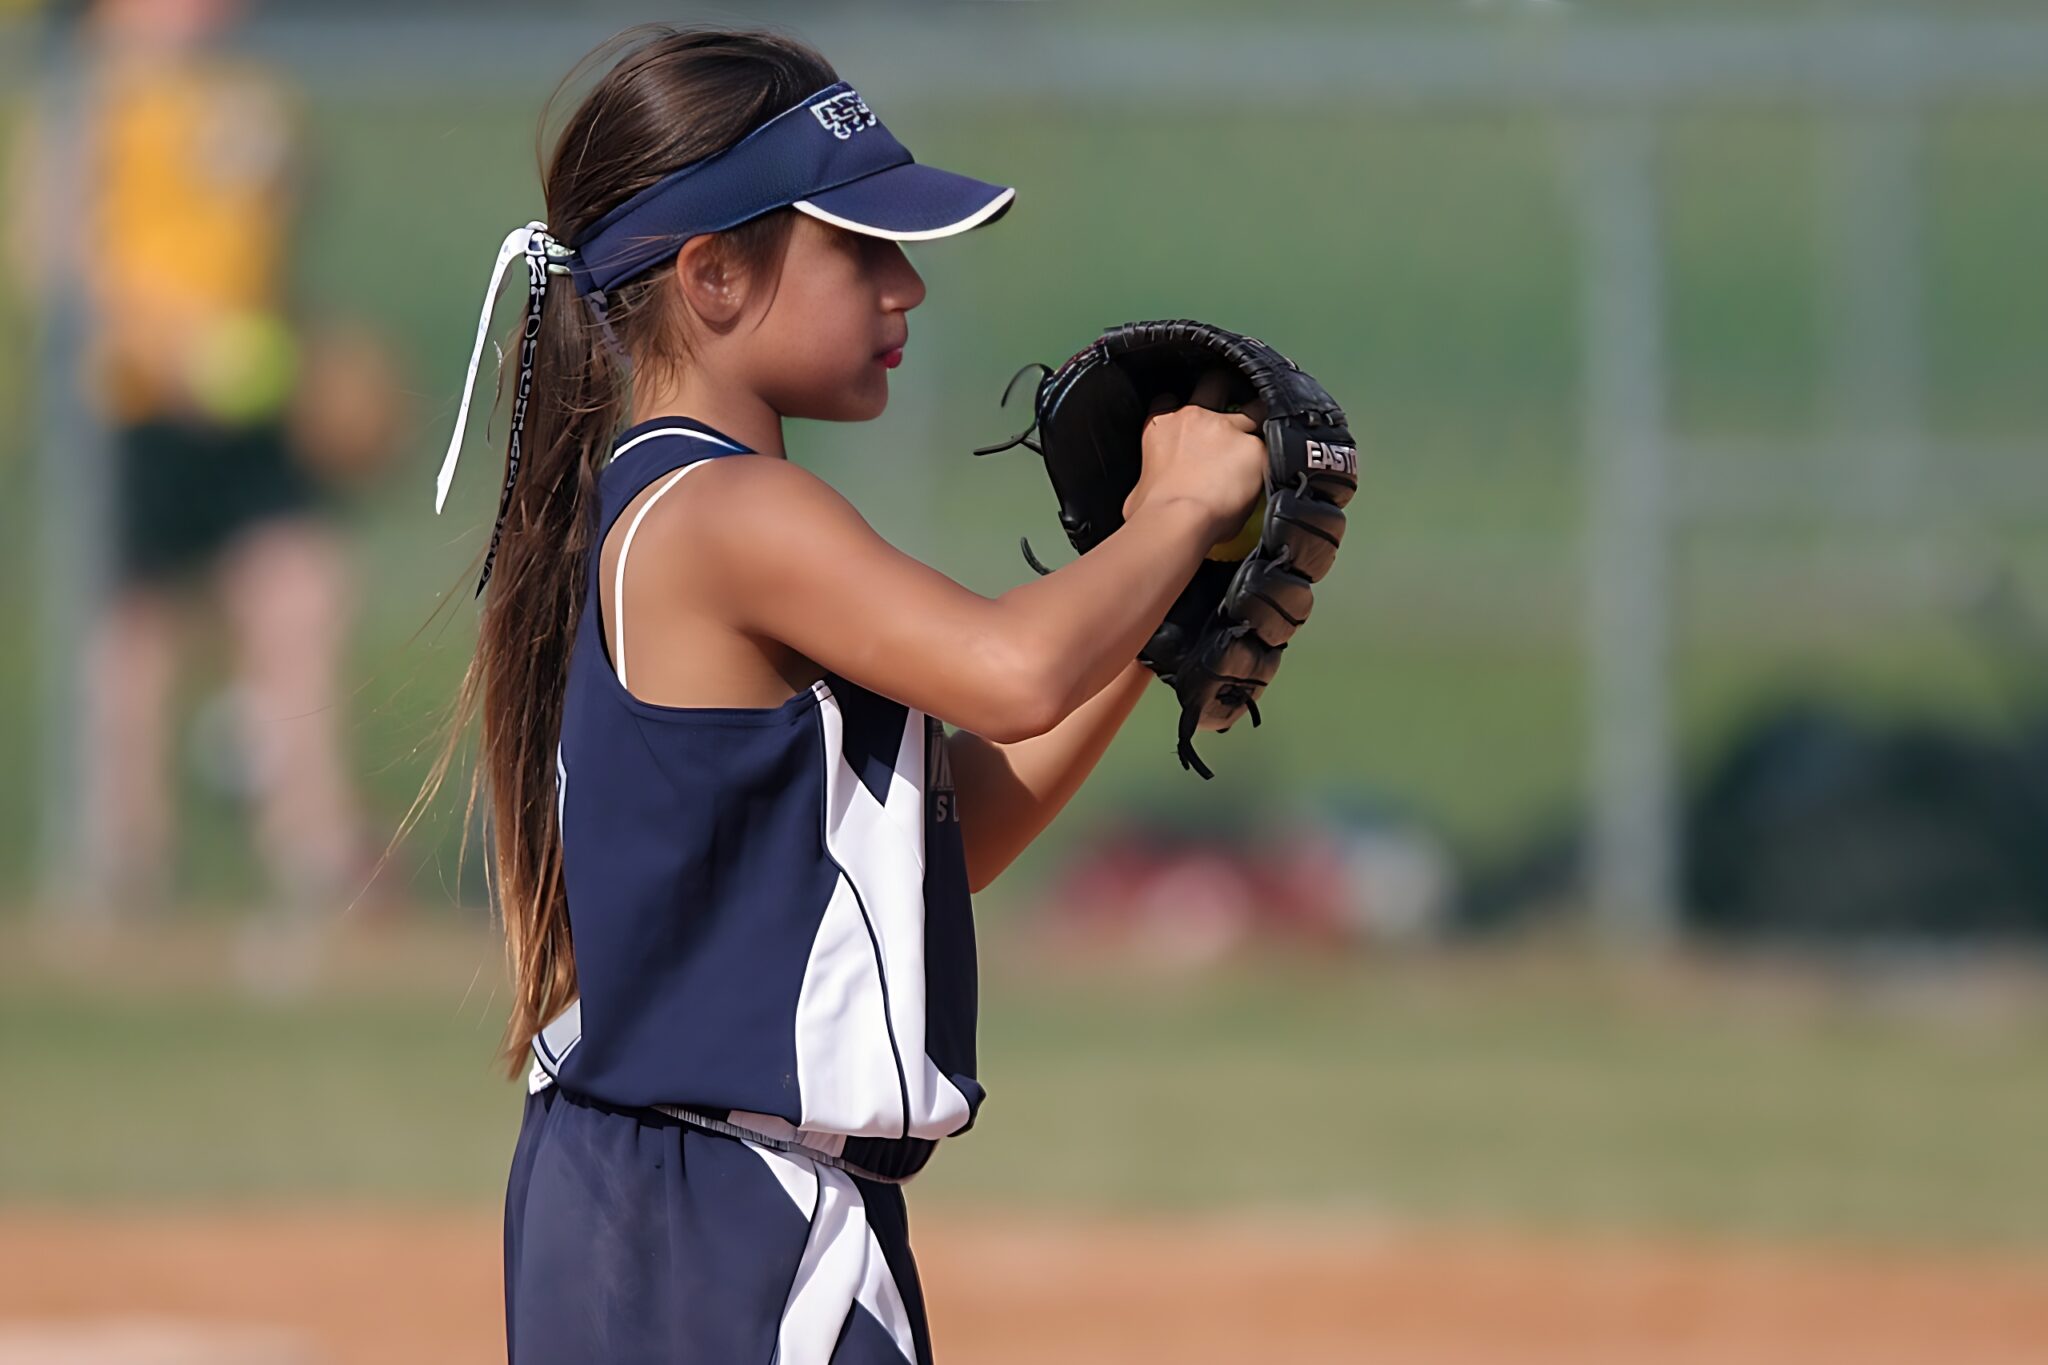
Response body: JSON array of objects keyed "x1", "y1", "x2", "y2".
[
  {"x1": 433, "y1": 219, "x2": 577, "y2": 516},
  {"x1": 434, "y1": 220, "x2": 578, "y2": 597}
]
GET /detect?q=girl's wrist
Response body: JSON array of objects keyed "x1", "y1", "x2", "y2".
[{"x1": 1116, "y1": 653, "x2": 1155, "y2": 697}]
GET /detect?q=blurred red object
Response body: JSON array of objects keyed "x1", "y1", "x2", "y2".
[{"x1": 1034, "y1": 791, "x2": 1457, "y2": 966}]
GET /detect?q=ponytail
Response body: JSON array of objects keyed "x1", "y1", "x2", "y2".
[{"x1": 394, "y1": 23, "x2": 833, "y2": 1075}]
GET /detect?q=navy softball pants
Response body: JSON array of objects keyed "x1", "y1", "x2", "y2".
[{"x1": 503, "y1": 1084, "x2": 934, "y2": 1364}]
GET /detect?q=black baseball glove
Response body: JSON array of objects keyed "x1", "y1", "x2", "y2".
[{"x1": 972, "y1": 318, "x2": 1358, "y2": 779}]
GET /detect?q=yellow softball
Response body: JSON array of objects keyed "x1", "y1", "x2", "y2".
[{"x1": 1206, "y1": 500, "x2": 1265, "y2": 561}]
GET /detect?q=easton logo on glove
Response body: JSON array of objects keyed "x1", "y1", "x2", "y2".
[
  {"x1": 1306, "y1": 439, "x2": 1358, "y2": 475},
  {"x1": 972, "y1": 318, "x2": 1359, "y2": 779}
]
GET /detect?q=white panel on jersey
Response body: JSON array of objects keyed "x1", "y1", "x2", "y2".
[
  {"x1": 792, "y1": 869, "x2": 907, "y2": 1136},
  {"x1": 805, "y1": 685, "x2": 973, "y2": 1142},
  {"x1": 536, "y1": 994, "x2": 585, "y2": 1080},
  {"x1": 748, "y1": 1143, "x2": 917, "y2": 1365}
]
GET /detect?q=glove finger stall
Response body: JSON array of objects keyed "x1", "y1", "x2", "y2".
[
  {"x1": 1180, "y1": 625, "x2": 1285, "y2": 733},
  {"x1": 1262, "y1": 486, "x2": 1347, "y2": 583},
  {"x1": 1224, "y1": 556, "x2": 1315, "y2": 647}
]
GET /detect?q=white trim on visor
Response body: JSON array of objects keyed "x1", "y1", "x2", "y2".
[{"x1": 791, "y1": 185, "x2": 1016, "y2": 242}]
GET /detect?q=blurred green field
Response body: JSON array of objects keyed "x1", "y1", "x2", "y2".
[
  {"x1": 3, "y1": 918, "x2": 2044, "y2": 1249},
  {"x1": 3, "y1": 87, "x2": 2047, "y2": 906},
  {"x1": 3, "y1": 54, "x2": 2047, "y2": 1254}
]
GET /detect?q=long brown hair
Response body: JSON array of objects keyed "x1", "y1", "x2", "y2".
[{"x1": 397, "y1": 24, "x2": 837, "y2": 1076}]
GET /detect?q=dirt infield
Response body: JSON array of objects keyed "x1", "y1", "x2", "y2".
[{"x1": 1, "y1": 1209, "x2": 2044, "y2": 1365}]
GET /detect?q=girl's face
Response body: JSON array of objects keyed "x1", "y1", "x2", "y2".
[{"x1": 740, "y1": 212, "x2": 926, "y2": 423}]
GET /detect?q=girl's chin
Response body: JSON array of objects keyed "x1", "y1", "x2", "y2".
[
  {"x1": 854, "y1": 371, "x2": 891, "y2": 417},
  {"x1": 785, "y1": 376, "x2": 888, "y2": 423}
]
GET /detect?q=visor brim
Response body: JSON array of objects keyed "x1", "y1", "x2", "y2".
[{"x1": 792, "y1": 162, "x2": 1015, "y2": 241}]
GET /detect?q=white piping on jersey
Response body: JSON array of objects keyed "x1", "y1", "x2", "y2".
[
  {"x1": 611, "y1": 458, "x2": 718, "y2": 692},
  {"x1": 606, "y1": 424, "x2": 745, "y2": 468},
  {"x1": 605, "y1": 426, "x2": 747, "y2": 690},
  {"x1": 554, "y1": 740, "x2": 567, "y2": 835}
]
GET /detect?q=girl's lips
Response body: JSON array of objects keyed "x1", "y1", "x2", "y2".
[{"x1": 879, "y1": 347, "x2": 904, "y2": 369}]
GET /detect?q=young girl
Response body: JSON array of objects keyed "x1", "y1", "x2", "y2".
[{"x1": 417, "y1": 23, "x2": 1265, "y2": 1364}]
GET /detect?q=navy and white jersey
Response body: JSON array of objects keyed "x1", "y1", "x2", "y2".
[{"x1": 529, "y1": 415, "x2": 981, "y2": 1181}]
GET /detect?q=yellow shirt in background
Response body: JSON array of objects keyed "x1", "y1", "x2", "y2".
[{"x1": 88, "y1": 55, "x2": 299, "y2": 424}]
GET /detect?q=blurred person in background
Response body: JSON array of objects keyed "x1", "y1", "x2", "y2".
[{"x1": 16, "y1": 0, "x2": 401, "y2": 939}]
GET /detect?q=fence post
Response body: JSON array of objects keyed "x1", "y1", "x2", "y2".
[
  {"x1": 1574, "y1": 117, "x2": 1679, "y2": 949},
  {"x1": 31, "y1": 25, "x2": 115, "y2": 918}
]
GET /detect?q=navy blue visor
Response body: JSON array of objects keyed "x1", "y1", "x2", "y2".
[{"x1": 566, "y1": 80, "x2": 1015, "y2": 298}]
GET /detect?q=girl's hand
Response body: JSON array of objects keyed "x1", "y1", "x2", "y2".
[{"x1": 1122, "y1": 366, "x2": 1268, "y2": 540}]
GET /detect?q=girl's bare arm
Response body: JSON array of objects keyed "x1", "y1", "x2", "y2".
[
  {"x1": 677, "y1": 449, "x2": 1232, "y2": 744},
  {"x1": 944, "y1": 657, "x2": 1153, "y2": 894}
]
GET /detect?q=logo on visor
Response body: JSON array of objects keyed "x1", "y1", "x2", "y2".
[{"x1": 810, "y1": 90, "x2": 878, "y2": 141}]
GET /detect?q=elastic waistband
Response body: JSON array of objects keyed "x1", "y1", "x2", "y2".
[{"x1": 652, "y1": 1104, "x2": 935, "y2": 1186}]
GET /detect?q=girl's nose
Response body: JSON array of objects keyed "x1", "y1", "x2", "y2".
[{"x1": 883, "y1": 243, "x2": 926, "y2": 311}]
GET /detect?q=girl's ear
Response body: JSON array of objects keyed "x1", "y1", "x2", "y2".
[{"x1": 673, "y1": 235, "x2": 745, "y2": 330}]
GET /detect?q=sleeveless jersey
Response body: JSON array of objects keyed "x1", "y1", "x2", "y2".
[{"x1": 529, "y1": 416, "x2": 981, "y2": 1182}]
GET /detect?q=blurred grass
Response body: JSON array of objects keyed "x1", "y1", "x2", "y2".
[
  {"x1": 944, "y1": 942, "x2": 2048, "y2": 1246},
  {"x1": 2, "y1": 917, "x2": 2044, "y2": 1248},
  {"x1": 0, "y1": 89, "x2": 2045, "y2": 903}
]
